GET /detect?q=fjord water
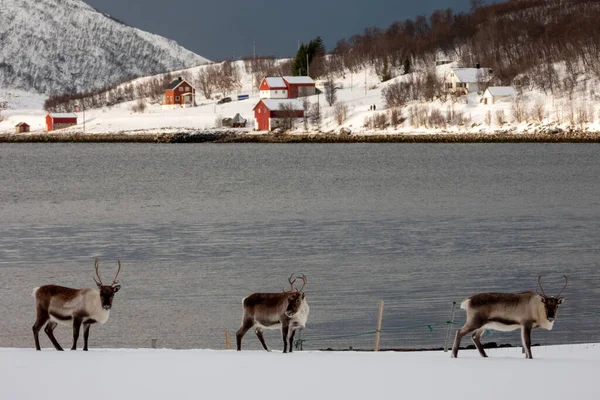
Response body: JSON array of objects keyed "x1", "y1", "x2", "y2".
[{"x1": 0, "y1": 143, "x2": 598, "y2": 350}]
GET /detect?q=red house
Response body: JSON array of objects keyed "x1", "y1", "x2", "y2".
[
  {"x1": 46, "y1": 113, "x2": 77, "y2": 132},
  {"x1": 164, "y1": 77, "x2": 196, "y2": 107},
  {"x1": 15, "y1": 122, "x2": 30, "y2": 133},
  {"x1": 253, "y1": 99, "x2": 304, "y2": 131},
  {"x1": 259, "y1": 76, "x2": 316, "y2": 99}
]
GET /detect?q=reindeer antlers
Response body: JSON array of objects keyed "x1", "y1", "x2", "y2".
[
  {"x1": 93, "y1": 257, "x2": 121, "y2": 287},
  {"x1": 538, "y1": 275, "x2": 568, "y2": 298},
  {"x1": 556, "y1": 274, "x2": 568, "y2": 298},
  {"x1": 283, "y1": 273, "x2": 308, "y2": 293},
  {"x1": 537, "y1": 275, "x2": 546, "y2": 296},
  {"x1": 295, "y1": 274, "x2": 307, "y2": 292},
  {"x1": 112, "y1": 260, "x2": 121, "y2": 286},
  {"x1": 93, "y1": 257, "x2": 102, "y2": 287}
]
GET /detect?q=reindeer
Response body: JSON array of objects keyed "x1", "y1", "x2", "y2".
[
  {"x1": 32, "y1": 258, "x2": 122, "y2": 351},
  {"x1": 451, "y1": 275, "x2": 567, "y2": 359},
  {"x1": 237, "y1": 274, "x2": 309, "y2": 353}
]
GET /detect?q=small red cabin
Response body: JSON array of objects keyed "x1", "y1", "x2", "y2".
[
  {"x1": 46, "y1": 113, "x2": 77, "y2": 132},
  {"x1": 15, "y1": 122, "x2": 30, "y2": 133},
  {"x1": 253, "y1": 99, "x2": 304, "y2": 131},
  {"x1": 164, "y1": 77, "x2": 196, "y2": 107}
]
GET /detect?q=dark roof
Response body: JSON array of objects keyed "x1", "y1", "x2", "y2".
[
  {"x1": 167, "y1": 77, "x2": 186, "y2": 90},
  {"x1": 232, "y1": 113, "x2": 246, "y2": 123}
]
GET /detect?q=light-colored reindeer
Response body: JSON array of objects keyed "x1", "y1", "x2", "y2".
[
  {"x1": 32, "y1": 258, "x2": 122, "y2": 351},
  {"x1": 452, "y1": 275, "x2": 567, "y2": 359},
  {"x1": 237, "y1": 274, "x2": 309, "y2": 353}
]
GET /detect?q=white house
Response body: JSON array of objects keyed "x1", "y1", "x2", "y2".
[
  {"x1": 482, "y1": 86, "x2": 516, "y2": 104},
  {"x1": 444, "y1": 67, "x2": 493, "y2": 95},
  {"x1": 259, "y1": 77, "x2": 288, "y2": 99},
  {"x1": 259, "y1": 76, "x2": 316, "y2": 99}
]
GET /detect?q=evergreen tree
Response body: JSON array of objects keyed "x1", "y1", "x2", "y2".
[
  {"x1": 403, "y1": 57, "x2": 412, "y2": 75},
  {"x1": 292, "y1": 37, "x2": 326, "y2": 76}
]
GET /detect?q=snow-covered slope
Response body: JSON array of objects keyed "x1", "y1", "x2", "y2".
[{"x1": 0, "y1": 0, "x2": 209, "y2": 94}]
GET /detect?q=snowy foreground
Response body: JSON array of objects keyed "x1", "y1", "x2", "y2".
[{"x1": 2, "y1": 344, "x2": 599, "y2": 400}]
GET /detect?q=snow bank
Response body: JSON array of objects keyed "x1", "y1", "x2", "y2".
[{"x1": 2, "y1": 344, "x2": 599, "y2": 399}]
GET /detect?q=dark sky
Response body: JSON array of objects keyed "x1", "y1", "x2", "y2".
[{"x1": 84, "y1": 0, "x2": 469, "y2": 61}]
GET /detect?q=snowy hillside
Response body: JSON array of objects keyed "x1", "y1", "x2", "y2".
[
  {"x1": 2, "y1": 345, "x2": 599, "y2": 399},
  {"x1": 0, "y1": 0, "x2": 209, "y2": 94},
  {"x1": 3, "y1": 58, "x2": 599, "y2": 136}
]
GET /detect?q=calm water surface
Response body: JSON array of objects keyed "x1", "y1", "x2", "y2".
[{"x1": 0, "y1": 143, "x2": 598, "y2": 350}]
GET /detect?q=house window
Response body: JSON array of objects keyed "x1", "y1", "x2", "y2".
[
  {"x1": 445, "y1": 83, "x2": 453, "y2": 89},
  {"x1": 258, "y1": 109, "x2": 261, "y2": 114},
  {"x1": 176, "y1": 96, "x2": 180, "y2": 101},
  {"x1": 179, "y1": 87, "x2": 183, "y2": 92},
  {"x1": 185, "y1": 87, "x2": 190, "y2": 92}
]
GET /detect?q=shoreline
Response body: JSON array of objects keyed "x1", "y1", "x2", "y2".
[{"x1": 1, "y1": 131, "x2": 599, "y2": 143}]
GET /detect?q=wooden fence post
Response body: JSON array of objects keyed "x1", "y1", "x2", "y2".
[
  {"x1": 374, "y1": 300, "x2": 384, "y2": 352},
  {"x1": 225, "y1": 329, "x2": 231, "y2": 350},
  {"x1": 444, "y1": 302, "x2": 457, "y2": 352},
  {"x1": 151, "y1": 338, "x2": 157, "y2": 349}
]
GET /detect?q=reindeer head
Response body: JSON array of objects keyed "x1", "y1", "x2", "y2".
[
  {"x1": 284, "y1": 274, "x2": 307, "y2": 318},
  {"x1": 537, "y1": 275, "x2": 567, "y2": 322},
  {"x1": 93, "y1": 258, "x2": 122, "y2": 310}
]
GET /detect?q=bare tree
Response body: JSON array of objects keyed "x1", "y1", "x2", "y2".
[
  {"x1": 196, "y1": 65, "x2": 217, "y2": 99},
  {"x1": 279, "y1": 103, "x2": 298, "y2": 132},
  {"x1": 485, "y1": 110, "x2": 492, "y2": 126},
  {"x1": 302, "y1": 98, "x2": 311, "y2": 131},
  {"x1": 389, "y1": 108, "x2": 401, "y2": 128},
  {"x1": 383, "y1": 81, "x2": 411, "y2": 108},
  {"x1": 310, "y1": 102, "x2": 322, "y2": 130},
  {"x1": 495, "y1": 109, "x2": 505, "y2": 125},
  {"x1": 324, "y1": 80, "x2": 337, "y2": 106},
  {"x1": 333, "y1": 102, "x2": 349, "y2": 125}
]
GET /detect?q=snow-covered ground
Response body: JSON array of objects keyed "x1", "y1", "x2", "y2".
[
  {"x1": 2, "y1": 344, "x2": 599, "y2": 399},
  {"x1": 2, "y1": 60, "x2": 600, "y2": 135}
]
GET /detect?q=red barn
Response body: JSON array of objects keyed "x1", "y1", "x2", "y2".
[
  {"x1": 259, "y1": 76, "x2": 316, "y2": 99},
  {"x1": 164, "y1": 77, "x2": 196, "y2": 107},
  {"x1": 253, "y1": 99, "x2": 304, "y2": 131},
  {"x1": 283, "y1": 76, "x2": 317, "y2": 98},
  {"x1": 46, "y1": 113, "x2": 77, "y2": 132}
]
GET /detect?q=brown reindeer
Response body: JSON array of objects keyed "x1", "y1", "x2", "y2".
[
  {"x1": 237, "y1": 274, "x2": 309, "y2": 353},
  {"x1": 32, "y1": 258, "x2": 122, "y2": 351},
  {"x1": 452, "y1": 275, "x2": 567, "y2": 359}
]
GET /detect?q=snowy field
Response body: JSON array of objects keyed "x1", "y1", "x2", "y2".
[{"x1": 2, "y1": 344, "x2": 599, "y2": 399}]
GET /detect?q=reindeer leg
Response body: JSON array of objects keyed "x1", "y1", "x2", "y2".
[
  {"x1": 83, "y1": 322, "x2": 92, "y2": 351},
  {"x1": 521, "y1": 323, "x2": 533, "y2": 359},
  {"x1": 44, "y1": 321, "x2": 64, "y2": 351},
  {"x1": 288, "y1": 329, "x2": 297, "y2": 353},
  {"x1": 472, "y1": 328, "x2": 488, "y2": 358},
  {"x1": 281, "y1": 323, "x2": 290, "y2": 353},
  {"x1": 71, "y1": 317, "x2": 82, "y2": 350},
  {"x1": 32, "y1": 308, "x2": 49, "y2": 351},
  {"x1": 451, "y1": 321, "x2": 482, "y2": 358},
  {"x1": 236, "y1": 318, "x2": 254, "y2": 351},
  {"x1": 255, "y1": 328, "x2": 269, "y2": 351}
]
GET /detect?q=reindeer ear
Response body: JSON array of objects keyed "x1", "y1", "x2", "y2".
[
  {"x1": 112, "y1": 285, "x2": 121, "y2": 293},
  {"x1": 557, "y1": 298, "x2": 564, "y2": 304},
  {"x1": 540, "y1": 296, "x2": 546, "y2": 303},
  {"x1": 302, "y1": 293, "x2": 305, "y2": 299}
]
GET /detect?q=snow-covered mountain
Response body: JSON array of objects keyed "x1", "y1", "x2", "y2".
[{"x1": 0, "y1": 0, "x2": 209, "y2": 94}]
